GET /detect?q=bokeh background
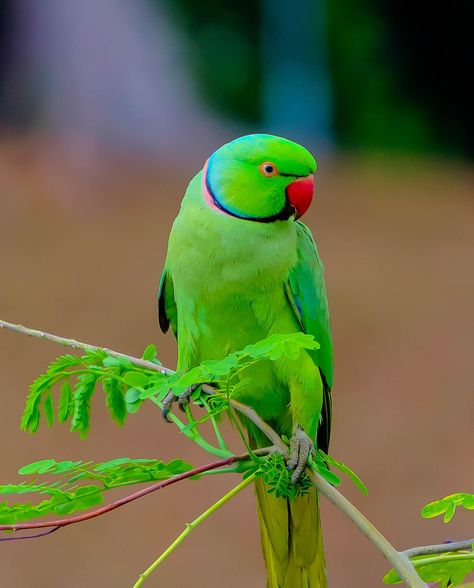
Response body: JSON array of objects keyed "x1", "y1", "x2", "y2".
[{"x1": 0, "y1": 1, "x2": 472, "y2": 586}]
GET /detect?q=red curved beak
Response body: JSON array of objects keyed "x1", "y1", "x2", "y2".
[{"x1": 286, "y1": 174, "x2": 314, "y2": 219}]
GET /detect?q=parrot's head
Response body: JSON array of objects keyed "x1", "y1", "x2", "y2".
[{"x1": 203, "y1": 134, "x2": 316, "y2": 222}]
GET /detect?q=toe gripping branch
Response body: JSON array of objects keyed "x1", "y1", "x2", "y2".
[
  {"x1": 286, "y1": 425, "x2": 315, "y2": 485},
  {"x1": 161, "y1": 382, "x2": 217, "y2": 423},
  {"x1": 161, "y1": 384, "x2": 201, "y2": 423}
]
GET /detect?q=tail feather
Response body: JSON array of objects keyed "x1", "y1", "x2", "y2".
[{"x1": 255, "y1": 478, "x2": 327, "y2": 588}]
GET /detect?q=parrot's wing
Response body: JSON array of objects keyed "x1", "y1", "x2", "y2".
[
  {"x1": 285, "y1": 221, "x2": 333, "y2": 451},
  {"x1": 158, "y1": 269, "x2": 178, "y2": 337}
]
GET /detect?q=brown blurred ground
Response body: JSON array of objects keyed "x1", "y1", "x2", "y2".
[{"x1": 0, "y1": 136, "x2": 472, "y2": 587}]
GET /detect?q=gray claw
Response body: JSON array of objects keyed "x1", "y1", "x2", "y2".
[
  {"x1": 178, "y1": 384, "x2": 198, "y2": 412},
  {"x1": 161, "y1": 391, "x2": 175, "y2": 423},
  {"x1": 161, "y1": 384, "x2": 200, "y2": 423},
  {"x1": 287, "y1": 426, "x2": 315, "y2": 484}
]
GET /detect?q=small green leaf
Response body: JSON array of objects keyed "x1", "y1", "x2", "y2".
[
  {"x1": 241, "y1": 333, "x2": 320, "y2": 362},
  {"x1": 69, "y1": 485, "x2": 103, "y2": 510},
  {"x1": 102, "y1": 357, "x2": 121, "y2": 367},
  {"x1": 199, "y1": 357, "x2": 239, "y2": 377},
  {"x1": 53, "y1": 502, "x2": 76, "y2": 515},
  {"x1": 422, "y1": 498, "x2": 451, "y2": 519},
  {"x1": 139, "y1": 374, "x2": 169, "y2": 400},
  {"x1": 142, "y1": 344, "x2": 157, "y2": 361},
  {"x1": 125, "y1": 388, "x2": 141, "y2": 404},
  {"x1": 58, "y1": 381, "x2": 73, "y2": 423},
  {"x1": 49, "y1": 460, "x2": 83, "y2": 474},
  {"x1": 18, "y1": 459, "x2": 57, "y2": 475},
  {"x1": 74, "y1": 486, "x2": 100, "y2": 496},
  {"x1": 43, "y1": 391, "x2": 54, "y2": 427},
  {"x1": 317, "y1": 466, "x2": 341, "y2": 486},
  {"x1": 171, "y1": 356, "x2": 239, "y2": 390},
  {"x1": 318, "y1": 450, "x2": 368, "y2": 495},
  {"x1": 383, "y1": 566, "x2": 403, "y2": 584},
  {"x1": 126, "y1": 400, "x2": 143, "y2": 414},
  {"x1": 123, "y1": 372, "x2": 149, "y2": 389},
  {"x1": 71, "y1": 374, "x2": 97, "y2": 439},
  {"x1": 103, "y1": 378, "x2": 127, "y2": 425},
  {"x1": 462, "y1": 495, "x2": 474, "y2": 510},
  {"x1": 125, "y1": 388, "x2": 143, "y2": 413},
  {"x1": 103, "y1": 356, "x2": 132, "y2": 369},
  {"x1": 443, "y1": 501, "x2": 456, "y2": 523},
  {"x1": 93, "y1": 458, "x2": 131, "y2": 471}
]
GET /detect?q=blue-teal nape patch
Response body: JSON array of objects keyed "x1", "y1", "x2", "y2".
[
  {"x1": 205, "y1": 153, "x2": 295, "y2": 224},
  {"x1": 205, "y1": 154, "x2": 253, "y2": 220}
]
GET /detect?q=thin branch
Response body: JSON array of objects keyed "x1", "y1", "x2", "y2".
[
  {"x1": 403, "y1": 538, "x2": 474, "y2": 559},
  {"x1": 0, "y1": 317, "x2": 462, "y2": 588},
  {"x1": 0, "y1": 451, "x2": 267, "y2": 536},
  {"x1": 0, "y1": 320, "x2": 284, "y2": 451},
  {"x1": 226, "y1": 397, "x2": 287, "y2": 452},
  {"x1": 0, "y1": 526, "x2": 60, "y2": 542},
  {"x1": 132, "y1": 473, "x2": 257, "y2": 587},
  {"x1": 412, "y1": 553, "x2": 474, "y2": 567},
  {"x1": 308, "y1": 470, "x2": 427, "y2": 588},
  {"x1": 0, "y1": 320, "x2": 172, "y2": 376}
]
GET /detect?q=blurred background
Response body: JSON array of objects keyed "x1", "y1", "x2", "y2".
[{"x1": 0, "y1": 1, "x2": 472, "y2": 586}]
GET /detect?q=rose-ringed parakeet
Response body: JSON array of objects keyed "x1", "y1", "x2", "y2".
[{"x1": 158, "y1": 134, "x2": 332, "y2": 587}]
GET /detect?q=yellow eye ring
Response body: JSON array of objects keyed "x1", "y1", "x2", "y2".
[{"x1": 259, "y1": 161, "x2": 278, "y2": 177}]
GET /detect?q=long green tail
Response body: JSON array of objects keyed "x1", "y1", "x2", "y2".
[{"x1": 255, "y1": 478, "x2": 327, "y2": 587}]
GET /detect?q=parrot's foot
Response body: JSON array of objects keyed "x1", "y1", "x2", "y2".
[
  {"x1": 161, "y1": 384, "x2": 199, "y2": 423},
  {"x1": 286, "y1": 426, "x2": 315, "y2": 484}
]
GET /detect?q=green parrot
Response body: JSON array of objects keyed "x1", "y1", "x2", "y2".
[{"x1": 158, "y1": 134, "x2": 332, "y2": 587}]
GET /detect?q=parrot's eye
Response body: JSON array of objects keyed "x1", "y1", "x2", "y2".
[{"x1": 259, "y1": 162, "x2": 278, "y2": 177}]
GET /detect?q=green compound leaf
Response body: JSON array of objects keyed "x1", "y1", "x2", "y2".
[
  {"x1": 386, "y1": 490, "x2": 474, "y2": 587},
  {"x1": 57, "y1": 380, "x2": 74, "y2": 423},
  {"x1": 172, "y1": 356, "x2": 239, "y2": 391},
  {"x1": 241, "y1": 332, "x2": 320, "y2": 361},
  {"x1": 46, "y1": 354, "x2": 83, "y2": 373},
  {"x1": 103, "y1": 377, "x2": 127, "y2": 425},
  {"x1": 256, "y1": 453, "x2": 312, "y2": 500},
  {"x1": 21, "y1": 354, "x2": 83, "y2": 433},
  {"x1": 21, "y1": 373, "x2": 55, "y2": 433},
  {"x1": 71, "y1": 373, "x2": 97, "y2": 439},
  {"x1": 21, "y1": 334, "x2": 325, "y2": 447},
  {"x1": 169, "y1": 333, "x2": 320, "y2": 393},
  {"x1": 318, "y1": 450, "x2": 368, "y2": 495},
  {"x1": 43, "y1": 391, "x2": 54, "y2": 427},
  {"x1": 2, "y1": 457, "x2": 195, "y2": 528},
  {"x1": 384, "y1": 552, "x2": 474, "y2": 586},
  {"x1": 67, "y1": 485, "x2": 104, "y2": 511},
  {"x1": 422, "y1": 493, "x2": 474, "y2": 522}
]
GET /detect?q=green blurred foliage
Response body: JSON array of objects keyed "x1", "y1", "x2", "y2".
[
  {"x1": 161, "y1": 0, "x2": 262, "y2": 122},
  {"x1": 158, "y1": 0, "x2": 471, "y2": 157},
  {"x1": 326, "y1": 0, "x2": 436, "y2": 153}
]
